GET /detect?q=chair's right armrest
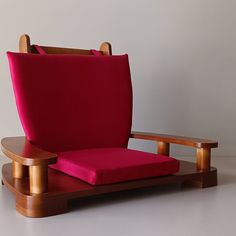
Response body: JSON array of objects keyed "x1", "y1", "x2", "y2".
[{"x1": 1, "y1": 136, "x2": 57, "y2": 166}]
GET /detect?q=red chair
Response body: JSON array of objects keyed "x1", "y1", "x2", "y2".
[{"x1": 1, "y1": 34, "x2": 218, "y2": 217}]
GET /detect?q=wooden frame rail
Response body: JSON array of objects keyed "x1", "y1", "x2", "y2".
[{"x1": 130, "y1": 131, "x2": 218, "y2": 171}]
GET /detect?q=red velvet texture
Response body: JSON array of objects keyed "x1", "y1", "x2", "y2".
[
  {"x1": 7, "y1": 52, "x2": 132, "y2": 152},
  {"x1": 50, "y1": 148, "x2": 179, "y2": 185}
]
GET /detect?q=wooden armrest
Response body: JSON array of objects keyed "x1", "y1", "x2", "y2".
[
  {"x1": 130, "y1": 131, "x2": 218, "y2": 172},
  {"x1": 1, "y1": 136, "x2": 57, "y2": 166},
  {"x1": 130, "y1": 131, "x2": 218, "y2": 149}
]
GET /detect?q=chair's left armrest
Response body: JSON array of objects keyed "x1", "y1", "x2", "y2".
[
  {"x1": 1, "y1": 136, "x2": 57, "y2": 166},
  {"x1": 130, "y1": 131, "x2": 218, "y2": 171},
  {"x1": 1, "y1": 136, "x2": 57, "y2": 194}
]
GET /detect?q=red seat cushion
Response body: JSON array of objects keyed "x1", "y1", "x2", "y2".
[{"x1": 50, "y1": 148, "x2": 179, "y2": 185}]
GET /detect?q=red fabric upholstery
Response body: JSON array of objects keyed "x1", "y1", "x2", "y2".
[
  {"x1": 33, "y1": 45, "x2": 47, "y2": 55},
  {"x1": 7, "y1": 51, "x2": 180, "y2": 185},
  {"x1": 50, "y1": 148, "x2": 179, "y2": 185},
  {"x1": 90, "y1": 49, "x2": 102, "y2": 56},
  {"x1": 7, "y1": 52, "x2": 132, "y2": 152}
]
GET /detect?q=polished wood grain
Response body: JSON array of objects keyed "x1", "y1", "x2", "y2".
[
  {"x1": 197, "y1": 148, "x2": 211, "y2": 171},
  {"x1": 2, "y1": 161, "x2": 217, "y2": 217},
  {"x1": 12, "y1": 161, "x2": 28, "y2": 178},
  {"x1": 131, "y1": 131, "x2": 218, "y2": 149},
  {"x1": 157, "y1": 142, "x2": 170, "y2": 156},
  {"x1": 29, "y1": 164, "x2": 48, "y2": 194},
  {"x1": 1, "y1": 137, "x2": 57, "y2": 166}
]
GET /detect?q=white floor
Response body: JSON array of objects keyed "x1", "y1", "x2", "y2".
[{"x1": 0, "y1": 156, "x2": 235, "y2": 236}]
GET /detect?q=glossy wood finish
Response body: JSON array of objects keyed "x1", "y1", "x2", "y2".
[
  {"x1": 130, "y1": 132, "x2": 218, "y2": 148},
  {"x1": 131, "y1": 131, "x2": 217, "y2": 171},
  {"x1": 131, "y1": 131, "x2": 218, "y2": 149},
  {"x1": 12, "y1": 161, "x2": 28, "y2": 178},
  {"x1": 197, "y1": 148, "x2": 211, "y2": 171},
  {"x1": 2, "y1": 161, "x2": 217, "y2": 217},
  {"x1": 1, "y1": 137, "x2": 57, "y2": 166},
  {"x1": 157, "y1": 142, "x2": 170, "y2": 156},
  {"x1": 29, "y1": 165, "x2": 48, "y2": 194}
]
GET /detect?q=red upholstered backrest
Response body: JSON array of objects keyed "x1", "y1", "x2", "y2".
[{"x1": 7, "y1": 52, "x2": 132, "y2": 152}]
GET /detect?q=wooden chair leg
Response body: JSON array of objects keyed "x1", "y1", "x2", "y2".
[
  {"x1": 196, "y1": 148, "x2": 211, "y2": 171},
  {"x1": 29, "y1": 165, "x2": 48, "y2": 194},
  {"x1": 157, "y1": 142, "x2": 170, "y2": 156},
  {"x1": 182, "y1": 147, "x2": 216, "y2": 188},
  {"x1": 12, "y1": 161, "x2": 28, "y2": 178}
]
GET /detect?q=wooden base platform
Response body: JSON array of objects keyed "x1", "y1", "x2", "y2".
[{"x1": 2, "y1": 161, "x2": 217, "y2": 217}]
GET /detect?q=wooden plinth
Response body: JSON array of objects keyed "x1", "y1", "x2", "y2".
[{"x1": 2, "y1": 161, "x2": 217, "y2": 218}]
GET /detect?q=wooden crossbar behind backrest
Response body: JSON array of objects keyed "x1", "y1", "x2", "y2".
[{"x1": 19, "y1": 34, "x2": 112, "y2": 55}]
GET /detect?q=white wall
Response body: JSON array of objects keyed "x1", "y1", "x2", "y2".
[{"x1": 0, "y1": 0, "x2": 235, "y2": 157}]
